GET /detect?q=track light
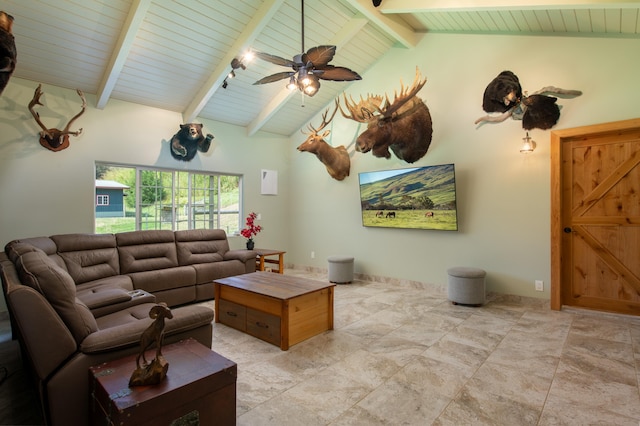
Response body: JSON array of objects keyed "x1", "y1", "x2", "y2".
[
  {"x1": 222, "y1": 79, "x2": 228, "y2": 89},
  {"x1": 228, "y1": 70, "x2": 236, "y2": 79}
]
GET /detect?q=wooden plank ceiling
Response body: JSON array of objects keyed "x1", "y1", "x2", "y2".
[{"x1": 4, "y1": 0, "x2": 639, "y2": 137}]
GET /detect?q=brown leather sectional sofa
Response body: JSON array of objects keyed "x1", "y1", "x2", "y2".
[{"x1": 0, "y1": 229, "x2": 255, "y2": 425}]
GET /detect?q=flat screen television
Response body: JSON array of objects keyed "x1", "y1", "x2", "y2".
[{"x1": 358, "y1": 163, "x2": 458, "y2": 231}]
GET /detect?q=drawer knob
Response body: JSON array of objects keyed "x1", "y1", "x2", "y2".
[
  {"x1": 226, "y1": 311, "x2": 237, "y2": 317},
  {"x1": 256, "y1": 322, "x2": 269, "y2": 329}
]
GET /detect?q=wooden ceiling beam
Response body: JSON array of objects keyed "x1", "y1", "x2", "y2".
[
  {"x1": 182, "y1": 0, "x2": 286, "y2": 123},
  {"x1": 343, "y1": 0, "x2": 418, "y2": 48},
  {"x1": 377, "y1": 0, "x2": 640, "y2": 13},
  {"x1": 95, "y1": 0, "x2": 151, "y2": 110}
]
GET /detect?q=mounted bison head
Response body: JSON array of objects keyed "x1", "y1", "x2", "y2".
[{"x1": 339, "y1": 68, "x2": 432, "y2": 164}]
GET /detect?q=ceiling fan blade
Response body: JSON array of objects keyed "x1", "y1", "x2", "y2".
[
  {"x1": 303, "y1": 45, "x2": 336, "y2": 67},
  {"x1": 254, "y1": 51, "x2": 298, "y2": 68},
  {"x1": 316, "y1": 65, "x2": 362, "y2": 82},
  {"x1": 253, "y1": 72, "x2": 295, "y2": 85}
]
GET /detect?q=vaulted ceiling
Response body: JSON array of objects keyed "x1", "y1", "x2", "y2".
[{"x1": 5, "y1": 0, "x2": 640, "y2": 137}]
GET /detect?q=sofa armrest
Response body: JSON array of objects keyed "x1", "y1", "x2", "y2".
[
  {"x1": 224, "y1": 249, "x2": 256, "y2": 263},
  {"x1": 7, "y1": 286, "x2": 77, "y2": 380},
  {"x1": 77, "y1": 288, "x2": 132, "y2": 309}
]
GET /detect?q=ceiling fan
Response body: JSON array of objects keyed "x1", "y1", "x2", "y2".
[{"x1": 252, "y1": 0, "x2": 362, "y2": 97}]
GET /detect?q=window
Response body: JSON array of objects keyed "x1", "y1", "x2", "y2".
[
  {"x1": 96, "y1": 195, "x2": 109, "y2": 206},
  {"x1": 95, "y1": 163, "x2": 242, "y2": 235}
]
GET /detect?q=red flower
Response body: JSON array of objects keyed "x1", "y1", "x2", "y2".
[{"x1": 240, "y1": 212, "x2": 262, "y2": 240}]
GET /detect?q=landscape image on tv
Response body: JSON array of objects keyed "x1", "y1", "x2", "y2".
[{"x1": 358, "y1": 164, "x2": 458, "y2": 231}]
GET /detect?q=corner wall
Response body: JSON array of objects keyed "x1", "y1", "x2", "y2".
[
  {"x1": 287, "y1": 33, "x2": 640, "y2": 299},
  {"x1": 0, "y1": 79, "x2": 291, "y2": 312}
]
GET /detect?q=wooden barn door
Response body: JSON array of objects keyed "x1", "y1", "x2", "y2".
[{"x1": 551, "y1": 118, "x2": 640, "y2": 315}]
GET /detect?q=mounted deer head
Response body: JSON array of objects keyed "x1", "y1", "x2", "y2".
[
  {"x1": 297, "y1": 99, "x2": 350, "y2": 181},
  {"x1": 28, "y1": 84, "x2": 86, "y2": 151},
  {"x1": 339, "y1": 67, "x2": 433, "y2": 163}
]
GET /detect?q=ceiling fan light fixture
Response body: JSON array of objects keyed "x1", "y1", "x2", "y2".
[
  {"x1": 302, "y1": 75, "x2": 320, "y2": 96},
  {"x1": 251, "y1": 0, "x2": 361, "y2": 99},
  {"x1": 287, "y1": 76, "x2": 297, "y2": 91}
]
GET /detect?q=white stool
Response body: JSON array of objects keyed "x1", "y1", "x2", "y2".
[
  {"x1": 447, "y1": 267, "x2": 486, "y2": 306},
  {"x1": 328, "y1": 256, "x2": 354, "y2": 284}
]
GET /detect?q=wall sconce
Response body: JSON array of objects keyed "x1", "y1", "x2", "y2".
[{"x1": 520, "y1": 132, "x2": 536, "y2": 153}]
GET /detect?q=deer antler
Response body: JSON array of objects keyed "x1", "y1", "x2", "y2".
[
  {"x1": 380, "y1": 67, "x2": 426, "y2": 118},
  {"x1": 62, "y1": 88, "x2": 87, "y2": 136},
  {"x1": 28, "y1": 84, "x2": 52, "y2": 139},
  {"x1": 338, "y1": 92, "x2": 384, "y2": 123},
  {"x1": 27, "y1": 84, "x2": 86, "y2": 151},
  {"x1": 304, "y1": 99, "x2": 340, "y2": 135}
]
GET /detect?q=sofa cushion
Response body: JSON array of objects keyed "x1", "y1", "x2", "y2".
[
  {"x1": 14, "y1": 249, "x2": 98, "y2": 344},
  {"x1": 6, "y1": 238, "x2": 67, "y2": 269},
  {"x1": 51, "y1": 234, "x2": 120, "y2": 284},
  {"x1": 83, "y1": 304, "x2": 214, "y2": 353},
  {"x1": 175, "y1": 229, "x2": 228, "y2": 265},
  {"x1": 116, "y1": 230, "x2": 178, "y2": 273}
]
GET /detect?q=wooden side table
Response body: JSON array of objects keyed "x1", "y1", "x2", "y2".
[{"x1": 254, "y1": 248, "x2": 286, "y2": 274}]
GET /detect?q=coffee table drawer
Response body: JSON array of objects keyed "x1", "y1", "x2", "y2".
[
  {"x1": 218, "y1": 299, "x2": 246, "y2": 331},
  {"x1": 246, "y1": 309, "x2": 281, "y2": 346}
]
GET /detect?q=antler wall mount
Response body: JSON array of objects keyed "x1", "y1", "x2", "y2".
[
  {"x1": 340, "y1": 67, "x2": 433, "y2": 164},
  {"x1": 252, "y1": 0, "x2": 361, "y2": 97},
  {"x1": 297, "y1": 99, "x2": 350, "y2": 181},
  {"x1": 28, "y1": 84, "x2": 86, "y2": 152}
]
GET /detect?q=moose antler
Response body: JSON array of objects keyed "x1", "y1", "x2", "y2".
[
  {"x1": 28, "y1": 83, "x2": 86, "y2": 151},
  {"x1": 380, "y1": 67, "x2": 426, "y2": 118},
  {"x1": 339, "y1": 92, "x2": 384, "y2": 123}
]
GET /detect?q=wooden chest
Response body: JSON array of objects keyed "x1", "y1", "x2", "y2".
[
  {"x1": 89, "y1": 338, "x2": 236, "y2": 426},
  {"x1": 214, "y1": 272, "x2": 334, "y2": 350}
]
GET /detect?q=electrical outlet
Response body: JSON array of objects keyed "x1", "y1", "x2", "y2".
[
  {"x1": 535, "y1": 280, "x2": 544, "y2": 291},
  {"x1": 311, "y1": 251, "x2": 315, "y2": 259}
]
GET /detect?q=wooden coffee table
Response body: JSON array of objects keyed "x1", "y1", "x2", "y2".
[{"x1": 213, "y1": 272, "x2": 334, "y2": 350}]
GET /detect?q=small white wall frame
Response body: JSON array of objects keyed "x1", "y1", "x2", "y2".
[{"x1": 261, "y1": 169, "x2": 278, "y2": 195}]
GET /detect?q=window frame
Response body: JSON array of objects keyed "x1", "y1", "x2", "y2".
[
  {"x1": 96, "y1": 194, "x2": 110, "y2": 206},
  {"x1": 95, "y1": 162, "x2": 243, "y2": 235}
]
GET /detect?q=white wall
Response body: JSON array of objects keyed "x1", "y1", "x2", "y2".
[
  {"x1": 2, "y1": 33, "x2": 639, "y2": 314},
  {"x1": 0, "y1": 78, "x2": 291, "y2": 312},
  {"x1": 287, "y1": 33, "x2": 640, "y2": 298}
]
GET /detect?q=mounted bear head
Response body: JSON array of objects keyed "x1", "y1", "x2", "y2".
[{"x1": 170, "y1": 123, "x2": 214, "y2": 162}]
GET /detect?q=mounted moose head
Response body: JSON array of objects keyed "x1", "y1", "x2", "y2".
[
  {"x1": 339, "y1": 68, "x2": 433, "y2": 164},
  {"x1": 28, "y1": 84, "x2": 86, "y2": 151},
  {"x1": 297, "y1": 100, "x2": 350, "y2": 181},
  {"x1": 0, "y1": 11, "x2": 16, "y2": 96}
]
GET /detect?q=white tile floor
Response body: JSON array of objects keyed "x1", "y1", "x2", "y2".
[
  {"x1": 2, "y1": 268, "x2": 639, "y2": 425},
  {"x1": 211, "y1": 269, "x2": 640, "y2": 425}
]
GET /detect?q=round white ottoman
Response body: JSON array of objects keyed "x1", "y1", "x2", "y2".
[
  {"x1": 447, "y1": 267, "x2": 486, "y2": 306},
  {"x1": 328, "y1": 256, "x2": 354, "y2": 284}
]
